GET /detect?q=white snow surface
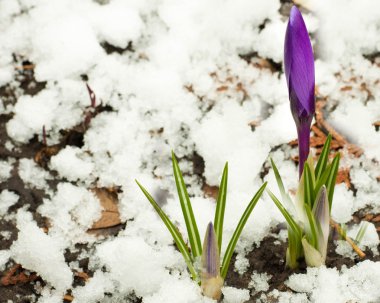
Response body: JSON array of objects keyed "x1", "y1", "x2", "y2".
[
  {"x1": 10, "y1": 210, "x2": 73, "y2": 293},
  {"x1": 0, "y1": 0, "x2": 379, "y2": 302}
]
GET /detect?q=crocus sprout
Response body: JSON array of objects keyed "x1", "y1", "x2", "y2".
[
  {"x1": 268, "y1": 135, "x2": 340, "y2": 268},
  {"x1": 284, "y1": 6, "x2": 315, "y2": 178},
  {"x1": 136, "y1": 152, "x2": 267, "y2": 299},
  {"x1": 201, "y1": 222, "x2": 223, "y2": 300}
]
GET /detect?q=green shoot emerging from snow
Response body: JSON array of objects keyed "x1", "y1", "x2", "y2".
[
  {"x1": 136, "y1": 152, "x2": 267, "y2": 299},
  {"x1": 268, "y1": 134, "x2": 340, "y2": 268}
]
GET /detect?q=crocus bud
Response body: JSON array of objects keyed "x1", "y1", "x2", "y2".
[
  {"x1": 284, "y1": 6, "x2": 315, "y2": 177},
  {"x1": 302, "y1": 186, "x2": 330, "y2": 267},
  {"x1": 312, "y1": 186, "x2": 329, "y2": 262},
  {"x1": 201, "y1": 222, "x2": 224, "y2": 300}
]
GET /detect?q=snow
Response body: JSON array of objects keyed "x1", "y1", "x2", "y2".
[
  {"x1": 249, "y1": 271, "x2": 271, "y2": 293},
  {"x1": 10, "y1": 210, "x2": 72, "y2": 293},
  {"x1": 0, "y1": 249, "x2": 11, "y2": 270},
  {"x1": 72, "y1": 271, "x2": 114, "y2": 303},
  {"x1": 0, "y1": 190, "x2": 19, "y2": 216},
  {"x1": 222, "y1": 286, "x2": 250, "y2": 303},
  {"x1": 50, "y1": 146, "x2": 94, "y2": 183},
  {"x1": 0, "y1": 160, "x2": 13, "y2": 182},
  {"x1": 285, "y1": 261, "x2": 380, "y2": 303},
  {"x1": 95, "y1": 236, "x2": 185, "y2": 298},
  {"x1": 331, "y1": 184, "x2": 354, "y2": 223},
  {"x1": 0, "y1": 0, "x2": 379, "y2": 301},
  {"x1": 38, "y1": 183, "x2": 102, "y2": 244},
  {"x1": 19, "y1": 158, "x2": 52, "y2": 189}
]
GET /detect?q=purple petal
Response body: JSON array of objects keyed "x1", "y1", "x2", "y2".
[
  {"x1": 201, "y1": 222, "x2": 220, "y2": 278},
  {"x1": 284, "y1": 6, "x2": 315, "y2": 116}
]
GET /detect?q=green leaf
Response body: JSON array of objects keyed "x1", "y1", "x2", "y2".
[
  {"x1": 270, "y1": 158, "x2": 294, "y2": 208},
  {"x1": 286, "y1": 229, "x2": 302, "y2": 269},
  {"x1": 314, "y1": 163, "x2": 332, "y2": 196},
  {"x1": 355, "y1": 221, "x2": 369, "y2": 244},
  {"x1": 302, "y1": 238, "x2": 324, "y2": 267},
  {"x1": 325, "y1": 153, "x2": 340, "y2": 209},
  {"x1": 220, "y1": 182, "x2": 267, "y2": 278},
  {"x1": 172, "y1": 152, "x2": 202, "y2": 258},
  {"x1": 304, "y1": 204, "x2": 318, "y2": 248},
  {"x1": 270, "y1": 158, "x2": 286, "y2": 200},
  {"x1": 315, "y1": 134, "x2": 332, "y2": 180},
  {"x1": 213, "y1": 163, "x2": 228, "y2": 254},
  {"x1": 303, "y1": 163, "x2": 315, "y2": 208},
  {"x1": 136, "y1": 180, "x2": 198, "y2": 280},
  {"x1": 267, "y1": 189, "x2": 301, "y2": 236}
]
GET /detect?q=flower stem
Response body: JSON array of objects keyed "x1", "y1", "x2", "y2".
[{"x1": 297, "y1": 123, "x2": 311, "y2": 178}]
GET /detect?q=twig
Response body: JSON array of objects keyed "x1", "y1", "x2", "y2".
[
  {"x1": 42, "y1": 125, "x2": 47, "y2": 146},
  {"x1": 86, "y1": 83, "x2": 96, "y2": 108},
  {"x1": 330, "y1": 219, "x2": 366, "y2": 259}
]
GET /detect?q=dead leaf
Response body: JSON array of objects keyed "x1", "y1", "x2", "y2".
[
  {"x1": 203, "y1": 184, "x2": 219, "y2": 200},
  {"x1": 34, "y1": 145, "x2": 61, "y2": 168},
  {"x1": 89, "y1": 187, "x2": 121, "y2": 230},
  {"x1": 1, "y1": 264, "x2": 38, "y2": 286},
  {"x1": 336, "y1": 169, "x2": 351, "y2": 188}
]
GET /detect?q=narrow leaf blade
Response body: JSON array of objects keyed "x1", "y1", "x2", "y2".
[
  {"x1": 303, "y1": 163, "x2": 315, "y2": 208},
  {"x1": 213, "y1": 163, "x2": 228, "y2": 254},
  {"x1": 315, "y1": 134, "x2": 332, "y2": 180},
  {"x1": 325, "y1": 153, "x2": 340, "y2": 209},
  {"x1": 267, "y1": 189, "x2": 301, "y2": 236},
  {"x1": 136, "y1": 180, "x2": 198, "y2": 280},
  {"x1": 220, "y1": 183, "x2": 267, "y2": 278},
  {"x1": 304, "y1": 204, "x2": 318, "y2": 248},
  {"x1": 172, "y1": 152, "x2": 202, "y2": 257},
  {"x1": 270, "y1": 158, "x2": 294, "y2": 211}
]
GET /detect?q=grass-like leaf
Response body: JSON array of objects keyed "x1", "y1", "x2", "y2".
[
  {"x1": 270, "y1": 158, "x2": 295, "y2": 215},
  {"x1": 270, "y1": 158, "x2": 286, "y2": 200},
  {"x1": 314, "y1": 163, "x2": 332, "y2": 196},
  {"x1": 287, "y1": 229, "x2": 302, "y2": 269},
  {"x1": 315, "y1": 134, "x2": 332, "y2": 180},
  {"x1": 136, "y1": 180, "x2": 198, "y2": 280},
  {"x1": 267, "y1": 189, "x2": 301, "y2": 236},
  {"x1": 304, "y1": 204, "x2": 318, "y2": 248},
  {"x1": 355, "y1": 221, "x2": 369, "y2": 244},
  {"x1": 303, "y1": 163, "x2": 315, "y2": 208},
  {"x1": 325, "y1": 153, "x2": 340, "y2": 209},
  {"x1": 213, "y1": 163, "x2": 228, "y2": 254},
  {"x1": 220, "y1": 182, "x2": 267, "y2": 278},
  {"x1": 172, "y1": 152, "x2": 202, "y2": 257}
]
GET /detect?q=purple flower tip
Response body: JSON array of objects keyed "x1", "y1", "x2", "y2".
[
  {"x1": 202, "y1": 222, "x2": 220, "y2": 278},
  {"x1": 285, "y1": 6, "x2": 315, "y2": 120},
  {"x1": 284, "y1": 6, "x2": 315, "y2": 176}
]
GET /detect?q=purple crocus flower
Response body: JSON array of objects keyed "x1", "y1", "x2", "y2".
[{"x1": 284, "y1": 6, "x2": 315, "y2": 177}]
